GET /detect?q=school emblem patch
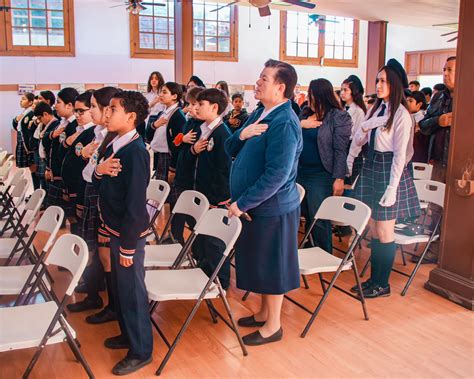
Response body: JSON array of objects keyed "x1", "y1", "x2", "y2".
[
  {"x1": 24, "y1": 116, "x2": 29, "y2": 124},
  {"x1": 207, "y1": 137, "x2": 214, "y2": 152},
  {"x1": 59, "y1": 132, "x2": 66, "y2": 143},
  {"x1": 91, "y1": 151, "x2": 98, "y2": 165},
  {"x1": 75, "y1": 143, "x2": 84, "y2": 156}
]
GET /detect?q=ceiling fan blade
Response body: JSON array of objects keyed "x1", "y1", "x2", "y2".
[
  {"x1": 110, "y1": 3, "x2": 128, "y2": 8},
  {"x1": 210, "y1": 1, "x2": 238, "y2": 13},
  {"x1": 258, "y1": 6, "x2": 271, "y2": 17},
  {"x1": 141, "y1": 2, "x2": 166, "y2": 6},
  {"x1": 433, "y1": 22, "x2": 458, "y2": 27},
  {"x1": 440, "y1": 30, "x2": 457, "y2": 36},
  {"x1": 281, "y1": 0, "x2": 316, "y2": 9},
  {"x1": 447, "y1": 36, "x2": 458, "y2": 42}
]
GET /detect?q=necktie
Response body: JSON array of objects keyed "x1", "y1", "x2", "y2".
[
  {"x1": 367, "y1": 104, "x2": 386, "y2": 163},
  {"x1": 345, "y1": 105, "x2": 350, "y2": 111}
]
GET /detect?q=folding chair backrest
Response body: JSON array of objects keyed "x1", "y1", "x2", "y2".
[
  {"x1": 296, "y1": 183, "x2": 305, "y2": 203},
  {"x1": 413, "y1": 162, "x2": 433, "y2": 180},
  {"x1": 414, "y1": 180, "x2": 445, "y2": 208},
  {"x1": 0, "y1": 150, "x2": 6, "y2": 164},
  {"x1": 23, "y1": 189, "x2": 46, "y2": 225},
  {"x1": 315, "y1": 196, "x2": 371, "y2": 235},
  {"x1": 9, "y1": 169, "x2": 25, "y2": 187},
  {"x1": 44, "y1": 234, "x2": 88, "y2": 296},
  {"x1": 35, "y1": 206, "x2": 64, "y2": 251},
  {"x1": 147, "y1": 179, "x2": 170, "y2": 212},
  {"x1": 172, "y1": 190, "x2": 210, "y2": 225},
  {"x1": 0, "y1": 160, "x2": 13, "y2": 177},
  {"x1": 11, "y1": 178, "x2": 28, "y2": 206},
  {"x1": 194, "y1": 208, "x2": 242, "y2": 257}
]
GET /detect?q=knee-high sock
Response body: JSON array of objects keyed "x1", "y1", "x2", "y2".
[
  {"x1": 377, "y1": 241, "x2": 396, "y2": 287},
  {"x1": 105, "y1": 272, "x2": 115, "y2": 312},
  {"x1": 369, "y1": 238, "x2": 381, "y2": 283}
]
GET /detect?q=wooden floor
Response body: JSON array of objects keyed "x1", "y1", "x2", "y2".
[{"x1": 1, "y1": 207, "x2": 473, "y2": 379}]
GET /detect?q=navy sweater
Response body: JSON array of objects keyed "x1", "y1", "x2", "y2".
[{"x1": 93, "y1": 133, "x2": 150, "y2": 257}]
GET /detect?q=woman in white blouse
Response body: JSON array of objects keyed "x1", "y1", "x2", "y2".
[{"x1": 351, "y1": 59, "x2": 421, "y2": 299}]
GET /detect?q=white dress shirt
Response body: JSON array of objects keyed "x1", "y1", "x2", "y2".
[
  {"x1": 199, "y1": 115, "x2": 223, "y2": 140},
  {"x1": 76, "y1": 121, "x2": 94, "y2": 134},
  {"x1": 82, "y1": 125, "x2": 108, "y2": 183},
  {"x1": 144, "y1": 91, "x2": 166, "y2": 116},
  {"x1": 112, "y1": 129, "x2": 138, "y2": 153},
  {"x1": 38, "y1": 117, "x2": 57, "y2": 159},
  {"x1": 346, "y1": 102, "x2": 366, "y2": 139},
  {"x1": 150, "y1": 103, "x2": 179, "y2": 153}
]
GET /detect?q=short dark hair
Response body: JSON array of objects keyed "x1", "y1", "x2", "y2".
[
  {"x1": 409, "y1": 80, "x2": 420, "y2": 87},
  {"x1": 163, "y1": 82, "x2": 183, "y2": 103},
  {"x1": 112, "y1": 91, "x2": 149, "y2": 127},
  {"x1": 39, "y1": 90, "x2": 56, "y2": 105},
  {"x1": 408, "y1": 90, "x2": 427, "y2": 110},
  {"x1": 34, "y1": 101, "x2": 53, "y2": 117},
  {"x1": 197, "y1": 88, "x2": 228, "y2": 114},
  {"x1": 421, "y1": 87, "x2": 432, "y2": 96},
  {"x1": 188, "y1": 75, "x2": 206, "y2": 88},
  {"x1": 264, "y1": 59, "x2": 298, "y2": 99},
  {"x1": 93, "y1": 86, "x2": 122, "y2": 109},
  {"x1": 447, "y1": 56, "x2": 456, "y2": 62},
  {"x1": 24, "y1": 92, "x2": 35, "y2": 102},
  {"x1": 433, "y1": 83, "x2": 447, "y2": 92},
  {"x1": 185, "y1": 86, "x2": 205, "y2": 103},
  {"x1": 57, "y1": 87, "x2": 79, "y2": 106},
  {"x1": 75, "y1": 91, "x2": 93, "y2": 108},
  {"x1": 231, "y1": 93, "x2": 244, "y2": 101}
]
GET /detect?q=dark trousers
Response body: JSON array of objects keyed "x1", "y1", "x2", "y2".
[
  {"x1": 298, "y1": 172, "x2": 334, "y2": 253},
  {"x1": 110, "y1": 237, "x2": 153, "y2": 360}
]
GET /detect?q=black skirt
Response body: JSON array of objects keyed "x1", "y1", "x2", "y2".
[{"x1": 235, "y1": 207, "x2": 300, "y2": 295}]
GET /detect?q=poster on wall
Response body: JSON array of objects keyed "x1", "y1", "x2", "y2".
[
  {"x1": 61, "y1": 83, "x2": 86, "y2": 93},
  {"x1": 17, "y1": 84, "x2": 36, "y2": 95},
  {"x1": 137, "y1": 83, "x2": 148, "y2": 93}
]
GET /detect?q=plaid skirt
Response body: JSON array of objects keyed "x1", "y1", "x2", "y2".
[
  {"x1": 80, "y1": 182, "x2": 100, "y2": 253},
  {"x1": 168, "y1": 182, "x2": 184, "y2": 208},
  {"x1": 15, "y1": 132, "x2": 29, "y2": 168},
  {"x1": 153, "y1": 152, "x2": 171, "y2": 182},
  {"x1": 47, "y1": 179, "x2": 74, "y2": 218},
  {"x1": 33, "y1": 152, "x2": 46, "y2": 177},
  {"x1": 353, "y1": 151, "x2": 421, "y2": 222}
]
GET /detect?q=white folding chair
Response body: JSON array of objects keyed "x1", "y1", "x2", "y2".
[
  {"x1": 0, "y1": 178, "x2": 28, "y2": 223},
  {"x1": 412, "y1": 162, "x2": 433, "y2": 180},
  {"x1": 0, "y1": 168, "x2": 25, "y2": 203},
  {"x1": 0, "y1": 234, "x2": 94, "y2": 379},
  {"x1": 146, "y1": 208, "x2": 246, "y2": 375},
  {"x1": 0, "y1": 150, "x2": 6, "y2": 166},
  {"x1": 296, "y1": 182, "x2": 305, "y2": 203},
  {"x1": 0, "y1": 160, "x2": 13, "y2": 184},
  {"x1": 144, "y1": 190, "x2": 209, "y2": 268},
  {"x1": 286, "y1": 196, "x2": 371, "y2": 338},
  {"x1": 145, "y1": 179, "x2": 170, "y2": 243},
  {"x1": 0, "y1": 206, "x2": 64, "y2": 305}
]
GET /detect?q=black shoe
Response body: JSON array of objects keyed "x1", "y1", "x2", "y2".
[
  {"x1": 104, "y1": 335, "x2": 131, "y2": 350},
  {"x1": 86, "y1": 307, "x2": 117, "y2": 324},
  {"x1": 410, "y1": 251, "x2": 438, "y2": 264},
  {"x1": 350, "y1": 279, "x2": 373, "y2": 293},
  {"x1": 238, "y1": 315, "x2": 266, "y2": 328},
  {"x1": 243, "y1": 328, "x2": 283, "y2": 346},
  {"x1": 67, "y1": 297, "x2": 103, "y2": 312},
  {"x1": 112, "y1": 356, "x2": 152, "y2": 376},
  {"x1": 362, "y1": 284, "x2": 391, "y2": 299}
]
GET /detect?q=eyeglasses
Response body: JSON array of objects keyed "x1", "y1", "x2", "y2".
[{"x1": 74, "y1": 108, "x2": 90, "y2": 115}]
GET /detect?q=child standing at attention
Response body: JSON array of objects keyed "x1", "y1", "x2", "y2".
[
  {"x1": 223, "y1": 93, "x2": 249, "y2": 134},
  {"x1": 93, "y1": 91, "x2": 152, "y2": 375}
]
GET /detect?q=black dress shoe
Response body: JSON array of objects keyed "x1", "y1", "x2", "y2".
[
  {"x1": 104, "y1": 335, "x2": 131, "y2": 350},
  {"x1": 243, "y1": 328, "x2": 283, "y2": 346},
  {"x1": 112, "y1": 356, "x2": 152, "y2": 376},
  {"x1": 362, "y1": 284, "x2": 391, "y2": 299},
  {"x1": 86, "y1": 307, "x2": 117, "y2": 324},
  {"x1": 67, "y1": 297, "x2": 103, "y2": 312},
  {"x1": 350, "y1": 279, "x2": 373, "y2": 293},
  {"x1": 238, "y1": 315, "x2": 266, "y2": 328}
]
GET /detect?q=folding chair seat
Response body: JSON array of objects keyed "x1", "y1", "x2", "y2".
[
  {"x1": 0, "y1": 206, "x2": 64, "y2": 301},
  {"x1": 145, "y1": 179, "x2": 170, "y2": 243},
  {"x1": 285, "y1": 196, "x2": 371, "y2": 338},
  {"x1": 0, "y1": 234, "x2": 94, "y2": 379},
  {"x1": 146, "y1": 208, "x2": 246, "y2": 375},
  {"x1": 144, "y1": 190, "x2": 209, "y2": 268},
  {"x1": 0, "y1": 169, "x2": 25, "y2": 205},
  {"x1": 0, "y1": 160, "x2": 13, "y2": 183},
  {"x1": 0, "y1": 178, "x2": 28, "y2": 232}
]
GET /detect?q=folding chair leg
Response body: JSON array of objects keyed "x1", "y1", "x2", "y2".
[
  {"x1": 317, "y1": 274, "x2": 326, "y2": 293},
  {"x1": 400, "y1": 246, "x2": 407, "y2": 266},
  {"x1": 360, "y1": 256, "x2": 370, "y2": 277},
  {"x1": 351, "y1": 260, "x2": 369, "y2": 320},
  {"x1": 218, "y1": 289, "x2": 248, "y2": 357},
  {"x1": 302, "y1": 275, "x2": 310, "y2": 290},
  {"x1": 401, "y1": 243, "x2": 430, "y2": 296},
  {"x1": 205, "y1": 299, "x2": 218, "y2": 324},
  {"x1": 242, "y1": 290, "x2": 250, "y2": 301},
  {"x1": 23, "y1": 345, "x2": 45, "y2": 378}
]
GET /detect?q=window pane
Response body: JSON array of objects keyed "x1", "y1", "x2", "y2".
[
  {"x1": 47, "y1": 0, "x2": 63, "y2": 10},
  {"x1": 169, "y1": 34, "x2": 174, "y2": 50},
  {"x1": 335, "y1": 31, "x2": 344, "y2": 45},
  {"x1": 297, "y1": 42, "x2": 307, "y2": 57},
  {"x1": 30, "y1": 0, "x2": 46, "y2": 9},
  {"x1": 344, "y1": 18, "x2": 354, "y2": 34},
  {"x1": 11, "y1": 0, "x2": 28, "y2": 8},
  {"x1": 205, "y1": 21, "x2": 217, "y2": 36},
  {"x1": 30, "y1": 10, "x2": 47, "y2": 28},
  {"x1": 287, "y1": 12, "x2": 298, "y2": 28},
  {"x1": 308, "y1": 29, "x2": 318, "y2": 44},
  {"x1": 140, "y1": 4, "x2": 153, "y2": 16},
  {"x1": 153, "y1": 3, "x2": 167, "y2": 17},
  {"x1": 48, "y1": 28, "x2": 64, "y2": 46},
  {"x1": 299, "y1": 26, "x2": 308, "y2": 43},
  {"x1": 205, "y1": 3, "x2": 217, "y2": 21},
  {"x1": 194, "y1": 35, "x2": 204, "y2": 51},
  {"x1": 344, "y1": 33, "x2": 353, "y2": 47},
  {"x1": 325, "y1": 45, "x2": 334, "y2": 59},
  {"x1": 12, "y1": 27, "x2": 29, "y2": 45},
  {"x1": 167, "y1": 1, "x2": 174, "y2": 16},
  {"x1": 194, "y1": 3, "x2": 204, "y2": 19},
  {"x1": 154, "y1": 17, "x2": 168, "y2": 33},
  {"x1": 325, "y1": 32, "x2": 335, "y2": 45},
  {"x1": 218, "y1": 6, "x2": 230, "y2": 22},
  {"x1": 139, "y1": 33, "x2": 154, "y2": 49},
  {"x1": 12, "y1": 9, "x2": 28, "y2": 27},
  {"x1": 287, "y1": 42, "x2": 297, "y2": 56},
  {"x1": 297, "y1": 12, "x2": 308, "y2": 26},
  {"x1": 218, "y1": 37, "x2": 229, "y2": 52},
  {"x1": 218, "y1": 22, "x2": 230, "y2": 37},
  {"x1": 154, "y1": 33, "x2": 168, "y2": 49},
  {"x1": 30, "y1": 28, "x2": 47, "y2": 45},
  {"x1": 205, "y1": 36, "x2": 217, "y2": 51},
  {"x1": 47, "y1": 11, "x2": 64, "y2": 28},
  {"x1": 287, "y1": 27, "x2": 297, "y2": 43},
  {"x1": 139, "y1": 16, "x2": 153, "y2": 32},
  {"x1": 325, "y1": 19, "x2": 335, "y2": 32},
  {"x1": 343, "y1": 47, "x2": 353, "y2": 60},
  {"x1": 169, "y1": 19, "x2": 174, "y2": 34},
  {"x1": 194, "y1": 20, "x2": 204, "y2": 35},
  {"x1": 308, "y1": 44, "x2": 318, "y2": 58},
  {"x1": 334, "y1": 45, "x2": 343, "y2": 59}
]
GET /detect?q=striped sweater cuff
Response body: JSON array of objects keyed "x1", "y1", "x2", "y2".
[
  {"x1": 93, "y1": 167, "x2": 103, "y2": 180},
  {"x1": 119, "y1": 246, "x2": 135, "y2": 258}
]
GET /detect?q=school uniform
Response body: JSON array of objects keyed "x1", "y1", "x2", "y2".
[
  {"x1": 412, "y1": 110, "x2": 429, "y2": 163},
  {"x1": 352, "y1": 102, "x2": 421, "y2": 222},
  {"x1": 93, "y1": 130, "x2": 152, "y2": 360},
  {"x1": 26, "y1": 117, "x2": 41, "y2": 189},
  {"x1": 146, "y1": 103, "x2": 186, "y2": 181},
  {"x1": 12, "y1": 107, "x2": 34, "y2": 168},
  {"x1": 225, "y1": 100, "x2": 303, "y2": 294},
  {"x1": 32, "y1": 120, "x2": 49, "y2": 197},
  {"x1": 346, "y1": 102, "x2": 367, "y2": 182},
  {"x1": 223, "y1": 108, "x2": 249, "y2": 134}
]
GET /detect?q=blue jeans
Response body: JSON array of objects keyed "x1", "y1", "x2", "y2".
[{"x1": 297, "y1": 172, "x2": 334, "y2": 253}]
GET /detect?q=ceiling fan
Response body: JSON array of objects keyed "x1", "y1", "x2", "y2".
[
  {"x1": 212, "y1": 0, "x2": 316, "y2": 18},
  {"x1": 110, "y1": 0, "x2": 165, "y2": 14},
  {"x1": 433, "y1": 22, "x2": 458, "y2": 42}
]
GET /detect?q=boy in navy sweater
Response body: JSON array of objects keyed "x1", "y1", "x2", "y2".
[
  {"x1": 93, "y1": 91, "x2": 152, "y2": 376},
  {"x1": 191, "y1": 88, "x2": 232, "y2": 288}
]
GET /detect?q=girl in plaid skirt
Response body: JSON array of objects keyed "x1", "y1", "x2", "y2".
[
  {"x1": 352, "y1": 59, "x2": 421, "y2": 299},
  {"x1": 12, "y1": 93, "x2": 35, "y2": 169}
]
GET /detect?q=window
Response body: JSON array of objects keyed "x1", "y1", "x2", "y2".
[
  {"x1": 280, "y1": 11, "x2": 359, "y2": 67},
  {"x1": 130, "y1": 0, "x2": 238, "y2": 61},
  {"x1": 0, "y1": 0, "x2": 75, "y2": 56}
]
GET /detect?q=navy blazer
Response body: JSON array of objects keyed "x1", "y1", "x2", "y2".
[{"x1": 225, "y1": 100, "x2": 303, "y2": 217}]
